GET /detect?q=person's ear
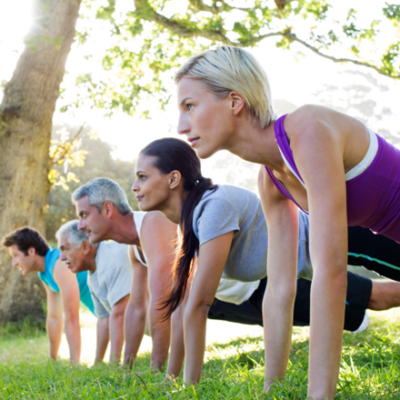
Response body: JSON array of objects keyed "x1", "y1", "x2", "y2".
[
  {"x1": 82, "y1": 240, "x2": 91, "y2": 255},
  {"x1": 169, "y1": 171, "x2": 182, "y2": 190},
  {"x1": 102, "y1": 201, "x2": 114, "y2": 219},
  {"x1": 229, "y1": 91, "x2": 245, "y2": 116},
  {"x1": 28, "y1": 247, "x2": 36, "y2": 257}
]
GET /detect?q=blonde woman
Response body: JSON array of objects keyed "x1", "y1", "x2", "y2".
[{"x1": 174, "y1": 46, "x2": 400, "y2": 399}]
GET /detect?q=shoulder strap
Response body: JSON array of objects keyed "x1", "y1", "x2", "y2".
[{"x1": 274, "y1": 114, "x2": 306, "y2": 187}]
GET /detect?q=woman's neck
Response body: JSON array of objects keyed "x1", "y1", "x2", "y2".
[
  {"x1": 227, "y1": 118, "x2": 285, "y2": 171},
  {"x1": 160, "y1": 189, "x2": 188, "y2": 226}
]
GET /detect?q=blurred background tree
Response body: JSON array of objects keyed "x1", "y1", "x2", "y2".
[{"x1": 46, "y1": 125, "x2": 138, "y2": 241}]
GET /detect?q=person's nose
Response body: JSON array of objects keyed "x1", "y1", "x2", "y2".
[
  {"x1": 132, "y1": 180, "x2": 139, "y2": 192},
  {"x1": 177, "y1": 113, "x2": 190, "y2": 136},
  {"x1": 59, "y1": 251, "x2": 67, "y2": 261},
  {"x1": 78, "y1": 219, "x2": 86, "y2": 231},
  {"x1": 12, "y1": 258, "x2": 18, "y2": 267}
]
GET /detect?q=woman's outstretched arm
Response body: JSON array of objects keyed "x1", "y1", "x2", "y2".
[
  {"x1": 288, "y1": 110, "x2": 348, "y2": 400},
  {"x1": 167, "y1": 262, "x2": 193, "y2": 379},
  {"x1": 183, "y1": 231, "x2": 234, "y2": 385},
  {"x1": 258, "y1": 167, "x2": 299, "y2": 392}
]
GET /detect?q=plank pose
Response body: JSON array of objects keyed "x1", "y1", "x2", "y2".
[
  {"x1": 132, "y1": 138, "x2": 400, "y2": 391},
  {"x1": 71, "y1": 178, "x2": 177, "y2": 370},
  {"x1": 1, "y1": 227, "x2": 95, "y2": 364},
  {"x1": 57, "y1": 220, "x2": 131, "y2": 365},
  {"x1": 174, "y1": 46, "x2": 400, "y2": 399}
]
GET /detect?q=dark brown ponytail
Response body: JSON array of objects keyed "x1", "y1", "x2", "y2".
[{"x1": 139, "y1": 138, "x2": 215, "y2": 318}]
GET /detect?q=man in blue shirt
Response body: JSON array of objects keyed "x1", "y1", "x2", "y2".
[{"x1": 2, "y1": 227, "x2": 95, "y2": 364}]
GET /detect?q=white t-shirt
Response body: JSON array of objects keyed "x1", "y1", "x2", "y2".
[
  {"x1": 215, "y1": 278, "x2": 260, "y2": 305},
  {"x1": 88, "y1": 240, "x2": 132, "y2": 318}
]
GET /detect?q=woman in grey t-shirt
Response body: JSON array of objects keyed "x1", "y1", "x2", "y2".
[{"x1": 132, "y1": 137, "x2": 309, "y2": 385}]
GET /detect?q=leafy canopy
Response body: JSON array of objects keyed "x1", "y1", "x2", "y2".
[{"x1": 68, "y1": 0, "x2": 400, "y2": 116}]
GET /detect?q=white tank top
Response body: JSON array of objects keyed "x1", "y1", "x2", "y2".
[{"x1": 132, "y1": 211, "x2": 148, "y2": 267}]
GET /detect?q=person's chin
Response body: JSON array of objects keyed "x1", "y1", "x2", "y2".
[
  {"x1": 137, "y1": 196, "x2": 156, "y2": 212},
  {"x1": 138, "y1": 201, "x2": 152, "y2": 212},
  {"x1": 196, "y1": 144, "x2": 217, "y2": 159},
  {"x1": 88, "y1": 236, "x2": 101, "y2": 244},
  {"x1": 67, "y1": 265, "x2": 78, "y2": 273}
]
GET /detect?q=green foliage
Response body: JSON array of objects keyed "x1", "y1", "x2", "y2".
[
  {"x1": 383, "y1": 3, "x2": 400, "y2": 21},
  {"x1": 0, "y1": 317, "x2": 45, "y2": 338},
  {"x1": 1, "y1": 312, "x2": 400, "y2": 398},
  {"x1": 45, "y1": 125, "x2": 138, "y2": 241},
  {"x1": 66, "y1": 0, "x2": 400, "y2": 116},
  {"x1": 48, "y1": 126, "x2": 88, "y2": 188},
  {"x1": 96, "y1": 0, "x2": 116, "y2": 21}
]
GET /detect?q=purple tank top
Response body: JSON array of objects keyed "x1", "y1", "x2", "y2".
[{"x1": 265, "y1": 114, "x2": 400, "y2": 243}]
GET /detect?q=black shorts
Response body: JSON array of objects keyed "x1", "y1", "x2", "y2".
[
  {"x1": 248, "y1": 271, "x2": 371, "y2": 332},
  {"x1": 208, "y1": 297, "x2": 263, "y2": 326},
  {"x1": 348, "y1": 226, "x2": 400, "y2": 281}
]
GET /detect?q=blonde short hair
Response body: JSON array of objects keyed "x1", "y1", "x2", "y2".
[{"x1": 175, "y1": 46, "x2": 276, "y2": 128}]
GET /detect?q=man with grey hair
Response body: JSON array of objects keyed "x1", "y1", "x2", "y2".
[
  {"x1": 57, "y1": 220, "x2": 131, "y2": 365},
  {"x1": 72, "y1": 178, "x2": 177, "y2": 371},
  {"x1": 2, "y1": 226, "x2": 95, "y2": 365}
]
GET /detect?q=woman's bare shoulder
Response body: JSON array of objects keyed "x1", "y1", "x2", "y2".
[{"x1": 285, "y1": 105, "x2": 340, "y2": 139}]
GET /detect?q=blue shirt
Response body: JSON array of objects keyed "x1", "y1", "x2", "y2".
[{"x1": 38, "y1": 248, "x2": 96, "y2": 315}]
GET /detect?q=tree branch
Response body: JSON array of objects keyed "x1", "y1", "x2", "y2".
[
  {"x1": 134, "y1": 0, "x2": 235, "y2": 44},
  {"x1": 134, "y1": 0, "x2": 400, "y2": 80},
  {"x1": 187, "y1": 0, "x2": 252, "y2": 13},
  {"x1": 187, "y1": 0, "x2": 294, "y2": 13},
  {"x1": 285, "y1": 32, "x2": 400, "y2": 80}
]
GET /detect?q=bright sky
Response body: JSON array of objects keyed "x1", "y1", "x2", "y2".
[{"x1": 1, "y1": 0, "x2": 399, "y2": 189}]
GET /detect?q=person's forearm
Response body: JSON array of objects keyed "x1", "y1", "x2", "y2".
[
  {"x1": 46, "y1": 316, "x2": 63, "y2": 361},
  {"x1": 95, "y1": 317, "x2": 110, "y2": 363},
  {"x1": 64, "y1": 315, "x2": 81, "y2": 364},
  {"x1": 183, "y1": 305, "x2": 208, "y2": 384},
  {"x1": 308, "y1": 271, "x2": 347, "y2": 400},
  {"x1": 167, "y1": 307, "x2": 185, "y2": 378},
  {"x1": 263, "y1": 287, "x2": 296, "y2": 391},
  {"x1": 149, "y1": 305, "x2": 171, "y2": 371},
  {"x1": 109, "y1": 312, "x2": 125, "y2": 365},
  {"x1": 123, "y1": 302, "x2": 146, "y2": 368}
]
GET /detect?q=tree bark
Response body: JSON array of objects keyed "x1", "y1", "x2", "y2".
[{"x1": 0, "y1": 0, "x2": 82, "y2": 323}]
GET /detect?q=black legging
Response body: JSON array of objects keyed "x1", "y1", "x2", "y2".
[
  {"x1": 209, "y1": 226, "x2": 400, "y2": 331},
  {"x1": 348, "y1": 226, "x2": 400, "y2": 281}
]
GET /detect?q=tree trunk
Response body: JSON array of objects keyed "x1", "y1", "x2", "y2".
[{"x1": 0, "y1": 0, "x2": 82, "y2": 323}]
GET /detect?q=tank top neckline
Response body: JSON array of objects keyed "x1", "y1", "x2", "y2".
[{"x1": 266, "y1": 114, "x2": 379, "y2": 215}]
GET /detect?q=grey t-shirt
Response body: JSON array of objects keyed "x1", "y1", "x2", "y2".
[
  {"x1": 88, "y1": 241, "x2": 132, "y2": 319},
  {"x1": 192, "y1": 185, "x2": 312, "y2": 282}
]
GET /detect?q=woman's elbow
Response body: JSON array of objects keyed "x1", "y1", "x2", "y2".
[
  {"x1": 184, "y1": 300, "x2": 211, "y2": 322},
  {"x1": 265, "y1": 281, "x2": 297, "y2": 305}
]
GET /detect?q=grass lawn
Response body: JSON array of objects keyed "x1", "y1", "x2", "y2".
[{"x1": 1, "y1": 309, "x2": 400, "y2": 399}]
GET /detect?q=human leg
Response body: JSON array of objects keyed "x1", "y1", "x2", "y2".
[
  {"x1": 208, "y1": 297, "x2": 263, "y2": 326},
  {"x1": 293, "y1": 275, "x2": 369, "y2": 332},
  {"x1": 248, "y1": 275, "x2": 368, "y2": 331},
  {"x1": 368, "y1": 280, "x2": 400, "y2": 310},
  {"x1": 348, "y1": 226, "x2": 400, "y2": 281}
]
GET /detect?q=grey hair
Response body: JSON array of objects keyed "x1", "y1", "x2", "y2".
[
  {"x1": 56, "y1": 220, "x2": 98, "y2": 248},
  {"x1": 175, "y1": 46, "x2": 277, "y2": 129},
  {"x1": 71, "y1": 178, "x2": 132, "y2": 215}
]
